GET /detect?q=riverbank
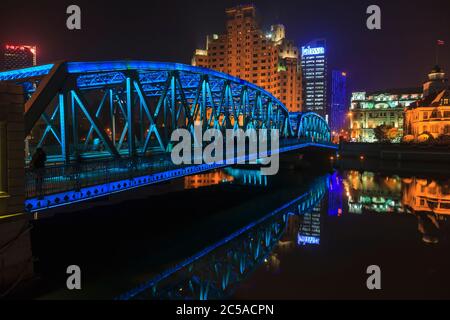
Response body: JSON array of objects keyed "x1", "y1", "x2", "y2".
[{"x1": 339, "y1": 142, "x2": 450, "y2": 163}]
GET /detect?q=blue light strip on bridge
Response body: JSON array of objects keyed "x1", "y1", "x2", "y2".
[
  {"x1": 66, "y1": 61, "x2": 287, "y2": 113},
  {"x1": 0, "y1": 60, "x2": 287, "y2": 112},
  {"x1": 0, "y1": 64, "x2": 54, "y2": 81}
]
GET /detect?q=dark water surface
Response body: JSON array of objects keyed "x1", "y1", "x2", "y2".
[{"x1": 27, "y1": 165, "x2": 450, "y2": 299}]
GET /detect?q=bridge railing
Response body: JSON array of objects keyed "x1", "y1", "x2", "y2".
[
  {"x1": 25, "y1": 154, "x2": 176, "y2": 199},
  {"x1": 25, "y1": 138, "x2": 335, "y2": 199}
]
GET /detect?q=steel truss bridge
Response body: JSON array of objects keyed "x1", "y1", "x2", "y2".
[
  {"x1": 117, "y1": 175, "x2": 329, "y2": 300},
  {"x1": 0, "y1": 61, "x2": 335, "y2": 212}
]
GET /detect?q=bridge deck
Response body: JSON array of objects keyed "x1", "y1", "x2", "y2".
[{"x1": 25, "y1": 140, "x2": 336, "y2": 212}]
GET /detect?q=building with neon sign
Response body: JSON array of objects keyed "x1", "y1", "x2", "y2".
[
  {"x1": 301, "y1": 39, "x2": 328, "y2": 120},
  {"x1": 1, "y1": 44, "x2": 37, "y2": 71},
  {"x1": 192, "y1": 4, "x2": 302, "y2": 112}
]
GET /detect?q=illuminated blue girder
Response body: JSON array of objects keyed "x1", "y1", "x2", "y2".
[
  {"x1": 38, "y1": 107, "x2": 62, "y2": 147},
  {"x1": 0, "y1": 60, "x2": 334, "y2": 211},
  {"x1": 0, "y1": 64, "x2": 54, "y2": 81},
  {"x1": 71, "y1": 89, "x2": 119, "y2": 157}
]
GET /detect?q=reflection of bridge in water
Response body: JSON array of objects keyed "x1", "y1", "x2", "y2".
[
  {"x1": 116, "y1": 174, "x2": 329, "y2": 300},
  {"x1": 0, "y1": 61, "x2": 336, "y2": 212}
]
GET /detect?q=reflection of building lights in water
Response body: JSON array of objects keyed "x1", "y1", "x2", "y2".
[
  {"x1": 342, "y1": 171, "x2": 404, "y2": 214},
  {"x1": 340, "y1": 170, "x2": 450, "y2": 244},
  {"x1": 264, "y1": 254, "x2": 280, "y2": 272},
  {"x1": 184, "y1": 170, "x2": 234, "y2": 189},
  {"x1": 403, "y1": 178, "x2": 450, "y2": 216},
  {"x1": 342, "y1": 170, "x2": 450, "y2": 216},
  {"x1": 298, "y1": 206, "x2": 321, "y2": 246},
  {"x1": 328, "y1": 172, "x2": 344, "y2": 216}
]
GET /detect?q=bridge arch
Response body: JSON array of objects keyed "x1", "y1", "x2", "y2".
[
  {"x1": 0, "y1": 61, "x2": 296, "y2": 162},
  {"x1": 0, "y1": 61, "x2": 336, "y2": 212},
  {"x1": 295, "y1": 112, "x2": 331, "y2": 143}
]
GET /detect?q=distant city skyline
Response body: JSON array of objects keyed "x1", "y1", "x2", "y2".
[{"x1": 0, "y1": 0, "x2": 449, "y2": 94}]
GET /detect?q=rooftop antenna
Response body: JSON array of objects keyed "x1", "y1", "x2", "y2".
[{"x1": 436, "y1": 40, "x2": 445, "y2": 65}]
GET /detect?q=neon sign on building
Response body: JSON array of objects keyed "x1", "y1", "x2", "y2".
[{"x1": 301, "y1": 46, "x2": 325, "y2": 57}]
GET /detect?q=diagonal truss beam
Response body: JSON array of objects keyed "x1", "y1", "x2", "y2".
[
  {"x1": 24, "y1": 61, "x2": 68, "y2": 137},
  {"x1": 71, "y1": 89, "x2": 120, "y2": 157}
]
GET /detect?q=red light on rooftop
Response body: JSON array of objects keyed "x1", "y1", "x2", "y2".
[{"x1": 5, "y1": 44, "x2": 36, "y2": 52}]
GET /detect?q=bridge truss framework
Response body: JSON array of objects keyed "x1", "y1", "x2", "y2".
[{"x1": 0, "y1": 61, "x2": 334, "y2": 212}]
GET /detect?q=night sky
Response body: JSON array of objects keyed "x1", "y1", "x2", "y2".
[{"x1": 1, "y1": 0, "x2": 449, "y2": 93}]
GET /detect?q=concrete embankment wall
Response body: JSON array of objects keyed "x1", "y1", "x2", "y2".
[{"x1": 0, "y1": 83, "x2": 33, "y2": 297}]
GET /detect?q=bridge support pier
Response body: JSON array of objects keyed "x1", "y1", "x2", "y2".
[{"x1": 0, "y1": 83, "x2": 33, "y2": 297}]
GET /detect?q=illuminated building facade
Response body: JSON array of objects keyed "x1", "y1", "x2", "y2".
[
  {"x1": 404, "y1": 66, "x2": 450, "y2": 140},
  {"x1": 1, "y1": 44, "x2": 37, "y2": 70},
  {"x1": 301, "y1": 39, "x2": 327, "y2": 120},
  {"x1": 192, "y1": 4, "x2": 302, "y2": 112},
  {"x1": 330, "y1": 70, "x2": 348, "y2": 132},
  {"x1": 349, "y1": 89, "x2": 422, "y2": 142}
]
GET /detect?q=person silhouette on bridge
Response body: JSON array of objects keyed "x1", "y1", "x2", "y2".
[{"x1": 31, "y1": 147, "x2": 47, "y2": 199}]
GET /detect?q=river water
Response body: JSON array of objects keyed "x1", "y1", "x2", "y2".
[{"x1": 28, "y1": 164, "x2": 450, "y2": 300}]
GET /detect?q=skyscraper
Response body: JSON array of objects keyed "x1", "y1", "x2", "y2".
[
  {"x1": 301, "y1": 39, "x2": 327, "y2": 120},
  {"x1": 330, "y1": 70, "x2": 348, "y2": 132},
  {"x1": 192, "y1": 4, "x2": 302, "y2": 112},
  {"x1": 1, "y1": 44, "x2": 37, "y2": 71}
]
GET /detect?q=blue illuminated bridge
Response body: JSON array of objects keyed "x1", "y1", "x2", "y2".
[{"x1": 0, "y1": 61, "x2": 336, "y2": 212}]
